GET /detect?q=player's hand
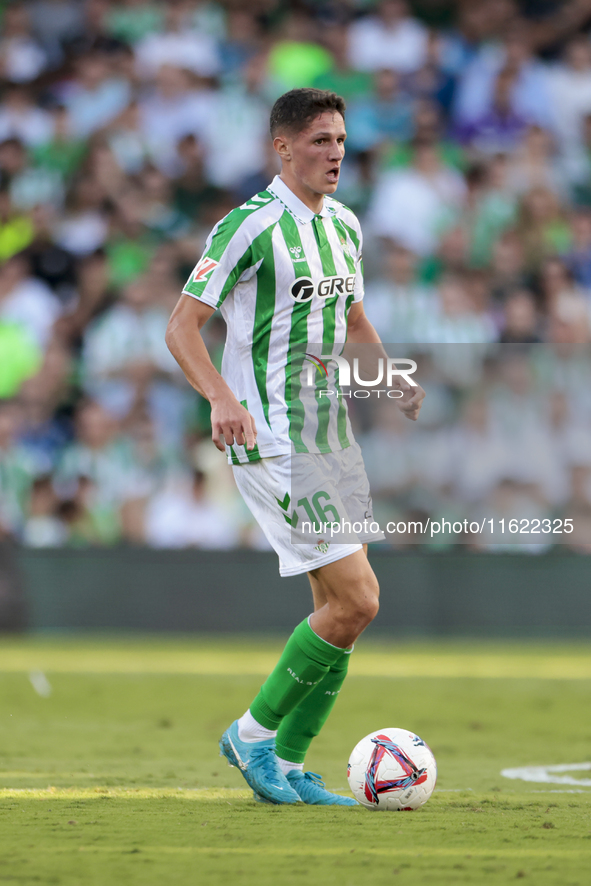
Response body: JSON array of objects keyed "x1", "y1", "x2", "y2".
[
  {"x1": 395, "y1": 380, "x2": 425, "y2": 421},
  {"x1": 210, "y1": 397, "x2": 258, "y2": 452}
]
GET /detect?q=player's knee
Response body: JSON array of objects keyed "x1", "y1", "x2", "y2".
[
  {"x1": 353, "y1": 592, "x2": 379, "y2": 627},
  {"x1": 345, "y1": 576, "x2": 379, "y2": 628}
]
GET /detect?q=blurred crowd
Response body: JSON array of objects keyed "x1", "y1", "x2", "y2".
[{"x1": 3, "y1": 0, "x2": 591, "y2": 550}]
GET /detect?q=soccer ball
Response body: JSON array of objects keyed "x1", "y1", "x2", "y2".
[{"x1": 347, "y1": 727, "x2": 437, "y2": 811}]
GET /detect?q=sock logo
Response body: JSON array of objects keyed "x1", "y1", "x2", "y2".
[{"x1": 287, "y1": 667, "x2": 320, "y2": 687}]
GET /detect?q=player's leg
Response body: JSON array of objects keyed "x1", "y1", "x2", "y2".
[
  {"x1": 219, "y1": 597, "x2": 350, "y2": 805},
  {"x1": 246, "y1": 547, "x2": 378, "y2": 731},
  {"x1": 275, "y1": 545, "x2": 369, "y2": 769},
  {"x1": 220, "y1": 455, "x2": 377, "y2": 804},
  {"x1": 221, "y1": 548, "x2": 378, "y2": 804},
  {"x1": 271, "y1": 548, "x2": 375, "y2": 804}
]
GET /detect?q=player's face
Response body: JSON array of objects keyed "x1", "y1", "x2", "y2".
[{"x1": 286, "y1": 111, "x2": 346, "y2": 197}]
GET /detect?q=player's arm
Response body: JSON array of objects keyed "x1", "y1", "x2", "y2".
[
  {"x1": 346, "y1": 301, "x2": 425, "y2": 422},
  {"x1": 165, "y1": 295, "x2": 257, "y2": 452}
]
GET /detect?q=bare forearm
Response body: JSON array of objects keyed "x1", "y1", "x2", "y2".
[
  {"x1": 347, "y1": 313, "x2": 383, "y2": 347},
  {"x1": 165, "y1": 314, "x2": 232, "y2": 404},
  {"x1": 346, "y1": 302, "x2": 425, "y2": 420},
  {"x1": 165, "y1": 295, "x2": 257, "y2": 451}
]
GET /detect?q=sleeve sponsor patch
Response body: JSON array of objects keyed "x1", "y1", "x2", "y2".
[{"x1": 189, "y1": 256, "x2": 219, "y2": 283}]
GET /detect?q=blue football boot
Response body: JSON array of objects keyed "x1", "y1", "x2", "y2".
[
  {"x1": 285, "y1": 770, "x2": 359, "y2": 806},
  {"x1": 219, "y1": 721, "x2": 301, "y2": 805}
]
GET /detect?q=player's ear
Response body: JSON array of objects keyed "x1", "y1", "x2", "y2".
[{"x1": 273, "y1": 135, "x2": 291, "y2": 162}]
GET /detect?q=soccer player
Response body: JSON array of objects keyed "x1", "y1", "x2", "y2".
[{"x1": 166, "y1": 88, "x2": 425, "y2": 806}]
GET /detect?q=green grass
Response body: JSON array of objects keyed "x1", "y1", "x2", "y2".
[{"x1": 1, "y1": 637, "x2": 590, "y2": 886}]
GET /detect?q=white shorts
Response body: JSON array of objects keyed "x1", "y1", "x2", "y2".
[{"x1": 232, "y1": 442, "x2": 385, "y2": 577}]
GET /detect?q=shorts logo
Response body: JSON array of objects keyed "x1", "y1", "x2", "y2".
[
  {"x1": 290, "y1": 275, "x2": 355, "y2": 303},
  {"x1": 314, "y1": 541, "x2": 330, "y2": 554},
  {"x1": 190, "y1": 257, "x2": 219, "y2": 283}
]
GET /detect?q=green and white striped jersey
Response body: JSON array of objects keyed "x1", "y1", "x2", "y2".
[{"x1": 182, "y1": 175, "x2": 364, "y2": 464}]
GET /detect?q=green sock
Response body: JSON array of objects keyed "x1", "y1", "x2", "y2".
[
  {"x1": 249, "y1": 618, "x2": 346, "y2": 730},
  {"x1": 275, "y1": 648, "x2": 351, "y2": 764}
]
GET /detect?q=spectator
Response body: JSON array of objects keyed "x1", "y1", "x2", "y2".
[
  {"x1": 516, "y1": 186, "x2": 571, "y2": 270},
  {"x1": 504, "y1": 125, "x2": 565, "y2": 198},
  {"x1": 0, "y1": 252, "x2": 61, "y2": 348},
  {"x1": 57, "y1": 475, "x2": 122, "y2": 546},
  {"x1": 81, "y1": 277, "x2": 188, "y2": 446},
  {"x1": 368, "y1": 138, "x2": 466, "y2": 255},
  {"x1": 0, "y1": 400, "x2": 37, "y2": 536},
  {"x1": 548, "y1": 35, "x2": 591, "y2": 157},
  {"x1": 498, "y1": 289, "x2": 542, "y2": 343},
  {"x1": 456, "y1": 67, "x2": 530, "y2": 155},
  {"x1": 219, "y1": 9, "x2": 262, "y2": 77},
  {"x1": 105, "y1": 101, "x2": 150, "y2": 175},
  {"x1": 1, "y1": 136, "x2": 64, "y2": 212},
  {"x1": 345, "y1": 69, "x2": 415, "y2": 152},
  {"x1": 439, "y1": 1, "x2": 504, "y2": 79},
  {"x1": 463, "y1": 158, "x2": 517, "y2": 267},
  {"x1": 419, "y1": 273, "x2": 496, "y2": 343},
  {"x1": 563, "y1": 209, "x2": 591, "y2": 291},
  {"x1": 144, "y1": 469, "x2": 240, "y2": 548},
  {"x1": 134, "y1": 0, "x2": 221, "y2": 80},
  {"x1": 197, "y1": 55, "x2": 271, "y2": 190},
  {"x1": 0, "y1": 188, "x2": 34, "y2": 260},
  {"x1": 53, "y1": 175, "x2": 109, "y2": 257},
  {"x1": 267, "y1": 12, "x2": 333, "y2": 93},
  {"x1": 0, "y1": 84, "x2": 52, "y2": 147},
  {"x1": 30, "y1": 106, "x2": 87, "y2": 185},
  {"x1": 363, "y1": 242, "x2": 435, "y2": 342},
  {"x1": 69, "y1": 0, "x2": 127, "y2": 58},
  {"x1": 139, "y1": 64, "x2": 215, "y2": 175},
  {"x1": 453, "y1": 20, "x2": 554, "y2": 131},
  {"x1": 58, "y1": 51, "x2": 132, "y2": 139},
  {"x1": 546, "y1": 285, "x2": 591, "y2": 343},
  {"x1": 404, "y1": 31, "x2": 456, "y2": 112},
  {"x1": 56, "y1": 400, "x2": 151, "y2": 510},
  {"x1": 0, "y1": 321, "x2": 41, "y2": 399},
  {"x1": 313, "y1": 24, "x2": 373, "y2": 104},
  {"x1": 21, "y1": 475, "x2": 67, "y2": 547},
  {"x1": 489, "y1": 229, "x2": 530, "y2": 304},
  {"x1": 171, "y1": 133, "x2": 225, "y2": 219},
  {"x1": 0, "y1": 2, "x2": 48, "y2": 83},
  {"x1": 27, "y1": 0, "x2": 85, "y2": 64},
  {"x1": 105, "y1": 0, "x2": 164, "y2": 46},
  {"x1": 448, "y1": 396, "x2": 506, "y2": 505},
  {"x1": 348, "y1": 0, "x2": 428, "y2": 75},
  {"x1": 16, "y1": 348, "x2": 73, "y2": 474}
]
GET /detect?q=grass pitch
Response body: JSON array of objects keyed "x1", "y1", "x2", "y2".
[{"x1": 1, "y1": 636, "x2": 590, "y2": 886}]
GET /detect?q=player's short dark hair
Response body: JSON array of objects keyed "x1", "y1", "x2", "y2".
[{"x1": 270, "y1": 88, "x2": 346, "y2": 137}]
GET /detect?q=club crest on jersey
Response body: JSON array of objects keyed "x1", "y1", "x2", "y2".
[
  {"x1": 290, "y1": 275, "x2": 355, "y2": 303},
  {"x1": 339, "y1": 235, "x2": 352, "y2": 257},
  {"x1": 190, "y1": 256, "x2": 219, "y2": 283}
]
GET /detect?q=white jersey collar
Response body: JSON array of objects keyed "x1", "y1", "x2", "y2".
[{"x1": 268, "y1": 175, "x2": 335, "y2": 224}]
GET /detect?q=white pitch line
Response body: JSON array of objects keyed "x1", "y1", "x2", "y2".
[
  {"x1": 28, "y1": 671, "x2": 52, "y2": 697},
  {"x1": 501, "y1": 762, "x2": 591, "y2": 787}
]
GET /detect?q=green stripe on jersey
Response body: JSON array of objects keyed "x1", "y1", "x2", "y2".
[
  {"x1": 238, "y1": 399, "x2": 260, "y2": 461},
  {"x1": 331, "y1": 219, "x2": 357, "y2": 275},
  {"x1": 279, "y1": 212, "x2": 312, "y2": 454},
  {"x1": 250, "y1": 227, "x2": 276, "y2": 432},
  {"x1": 339, "y1": 218, "x2": 360, "y2": 253},
  {"x1": 328, "y1": 219, "x2": 355, "y2": 449},
  {"x1": 312, "y1": 216, "x2": 339, "y2": 452}
]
